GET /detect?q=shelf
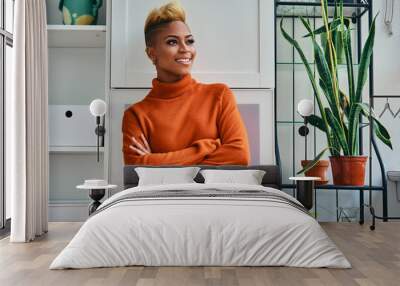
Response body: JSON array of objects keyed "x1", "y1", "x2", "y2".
[
  {"x1": 49, "y1": 146, "x2": 104, "y2": 154},
  {"x1": 274, "y1": 1, "x2": 389, "y2": 226},
  {"x1": 276, "y1": 1, "x2": 369, "y2": 18},
  {"x1": 276, "y1": 63, "x2": 360, "y2": 72},
  {"x1": 277, "y1": 121, "x2": 305, "y2": 124},
  {"x1": 282, "y1": 184, "x2": 384, "y2": 191},
  {"x1": 277, "y1": 121, "x2": 370, "y2": 126},
  {"x1": 373, "y1": 94, "x2": 400, "y2": 98},
  {"x1": 276, "y1": 62, "x2": 358, "y2": 66},
  {"x1": 47, "y1": 25, "x2": 106, "y2": 48}
]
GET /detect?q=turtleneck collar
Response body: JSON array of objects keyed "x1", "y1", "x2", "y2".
[{"x1": 149, "y1": 74, "x2": 195, "y2": 99}]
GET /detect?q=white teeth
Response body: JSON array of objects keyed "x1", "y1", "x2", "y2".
[{"x1": 176, "y1": 58, "x2": 191, "y2": 64}]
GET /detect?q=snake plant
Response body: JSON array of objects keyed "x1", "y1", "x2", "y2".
[{"x1": 280, "y1": 0, "x2": 392, "y2": 174}]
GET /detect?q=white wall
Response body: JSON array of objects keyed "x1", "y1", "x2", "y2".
[
  {"x1": 46, "y1": 0, "x2": 400, "y2": 222},
  {"x1": 107, "y1": 0, "x2": 276, "y2": 192},
  {"x1": 110, "y1": 0, "x2": 274, "y2": 88},
  {"x1": 374, "y1": 0, "x2": 400, "y2": 95}
]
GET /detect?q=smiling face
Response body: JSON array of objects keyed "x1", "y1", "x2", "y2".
[{"x1": 146, "y1": 21, "x2": 196, "y2": 83}]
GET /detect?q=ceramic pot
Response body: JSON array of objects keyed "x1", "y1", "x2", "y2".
[
  {"x1": 59, "y1": 0, "x2": 103, "y2": 25},
  {"x1": 329, "y1": 156, "x2": 368, "y2": 186},
  {"x1": 301, "y1": 160, "x2": 329, "y2": 186}
]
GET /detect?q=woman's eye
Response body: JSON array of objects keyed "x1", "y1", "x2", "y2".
[
  {"x1": 166, "y1": 39, "x2": 178, "y2": 45},
  {"x1": 187, "y1": 39, "x2": 195, "y2": 45}
]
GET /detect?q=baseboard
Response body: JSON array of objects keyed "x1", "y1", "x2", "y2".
[{"x1": 48, "y1": 201, "x2": 89, "y2": 222}]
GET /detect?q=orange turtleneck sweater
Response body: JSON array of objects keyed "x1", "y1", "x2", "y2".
[{"x1": 122, "y1": 74, "x2": 250, "y2": 165}]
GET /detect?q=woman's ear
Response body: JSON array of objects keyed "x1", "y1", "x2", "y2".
[{"x1": 146, "y1": 47, "x2": 157, "y2": 65}]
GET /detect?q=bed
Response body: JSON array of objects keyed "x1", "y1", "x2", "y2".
[{"x1": 50, "y1": 165, "x2": 350, "y2": 269}]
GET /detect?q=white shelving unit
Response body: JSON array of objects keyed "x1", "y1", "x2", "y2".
[
  {"x1": 46, "y1": 0, "x2": 108, "y2": 221},
  {"x1": 47, "y1": 25, "x2": 106, "y2": 48}
]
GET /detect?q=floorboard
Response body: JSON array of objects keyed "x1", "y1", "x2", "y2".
[{"x1": 0, "y1": 222, "x2": 399, "y2": 286}]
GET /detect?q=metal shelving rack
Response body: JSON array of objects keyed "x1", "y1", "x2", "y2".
[{"x1": 274, "y1": 0, "x2": 392, "y2": 229}]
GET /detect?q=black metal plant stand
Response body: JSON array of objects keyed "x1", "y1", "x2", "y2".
[{"x1": 274, "y1": 0, "x2": 395, "y2": 230}]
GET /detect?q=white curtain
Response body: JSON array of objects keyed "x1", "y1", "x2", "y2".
[{"x1": 7, "y1": 0, "x2": 49, "y2": 242}]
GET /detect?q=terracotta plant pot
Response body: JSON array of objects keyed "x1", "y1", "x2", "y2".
[
  {"x1": 301, "y1": 160, "x2": 329, "y2": 186},
  {"x1": 329, "y1": 156, "x2": 368, "y2": 186}
]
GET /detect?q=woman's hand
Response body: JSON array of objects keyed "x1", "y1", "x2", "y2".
[{"x1": 129, "y1": 134, "x2": 152, "y2": 155}]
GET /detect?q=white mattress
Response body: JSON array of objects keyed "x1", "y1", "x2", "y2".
[{"x1": 50, "y1": 183, "x2": 350, "y2": 269}]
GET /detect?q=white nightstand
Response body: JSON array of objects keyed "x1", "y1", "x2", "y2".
[{"x1": 77, "y1": 180, "x2": 117, "y2": 215}]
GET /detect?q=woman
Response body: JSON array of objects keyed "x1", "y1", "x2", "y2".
[{"x1": 122, "y1": 1, "x2": 250, "y2": 165}]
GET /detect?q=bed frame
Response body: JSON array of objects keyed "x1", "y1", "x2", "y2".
[{"x1": 123, "y1": 165, "x2": 282, "y2": 190}]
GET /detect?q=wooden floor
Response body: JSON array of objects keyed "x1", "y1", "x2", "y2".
[{"x1": 0, "y1": 222, "x2": 399, "y2": 286}]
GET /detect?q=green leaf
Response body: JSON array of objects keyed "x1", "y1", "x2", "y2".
[
  {"x1": 342, "y1": 27, "x2": 355, "y2": 103},
  {"x1": 330, "y1": 134, "x2": 342, "y2": 156},
  {"x1": 358, "y1": 103, "x2": 392, "y2": 149},
  {"x1": 297, "y1": 147, "x2": 329, "y2": 175},
  {"x1": 333, "y1": 0, "x2": 338, "y2": 20},
  {"x1": 320, "y1": 0, "x2": 341, "y2": 105},
  {"x1": 332, "y1": 2, "x2": 344, "y2": 64},
  {"x1": 339, "y1": 89, "x2": 350, "y2": 117},
  {"x1": 340, "y1": 6, "x2": 354, "y2": 81},
  {"x1": 326, "y1": 108, "x2": 350, "y2": 155},
  {"x1": 319, "y1": 79, "x2": 337, "y2": 114},
  {"x1": 303, "y1": 18, "x2": 350, "y2": 38},
  {"x1": 321, "y1": 0, "x2": 329, "y2": 25},
  {"x1": 348, "y1": 103, "x2": 362, "y2": 155},
  {"x1": 300, "y1": 17, "x2": 341, "y2": 121},
  {"x1": 308, "y1": 114, "x2": 327, "y2": 132},
  {"x1": 373, "y1": 120, "x2": 392, "y2": 149},
  {"x1": 355, "y1": 15, "x2": 378, "y2": 103}
]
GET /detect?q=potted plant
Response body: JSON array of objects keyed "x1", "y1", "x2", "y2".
[
  {"x1": 301, "y1": 160, "x2": 329, "y2": 185},
  {"x1": 297, "y1": 99, "x2": 330, "y2": 185},
  {"x1": 281, "y1": 0, "x2": 392, "y2": 186}
]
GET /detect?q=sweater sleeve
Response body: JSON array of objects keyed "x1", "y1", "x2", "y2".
[
  {"x1": 200, "y1": 86, "x2": 250, "y2": 165},
  {"x1": 122, "y1": 109, "x2": 221, "y2": 165}
]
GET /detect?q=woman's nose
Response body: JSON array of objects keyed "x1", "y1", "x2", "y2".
[{"x1": 178, "y1": 42, "x2": 190, "y2": 52}]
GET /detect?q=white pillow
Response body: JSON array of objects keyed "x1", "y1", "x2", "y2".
[
  {"x1": 135, "y1": 167, "x2": 201, "y2": 186},
  {"x1": 200, "y1": 169, "x2": 266, "y2": 185}
]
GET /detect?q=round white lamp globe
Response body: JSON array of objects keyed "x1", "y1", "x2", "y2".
[
  {"x1": 297, "y1": 99, "x2": 314, "y2": 117},
  {"x1": 90, "y1": 99, "x2": 107, "y2": 117}
]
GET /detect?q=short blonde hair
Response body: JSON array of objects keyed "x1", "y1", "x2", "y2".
[{"x1": 144, "y1": 1, "x2": 187, "y2": 46}]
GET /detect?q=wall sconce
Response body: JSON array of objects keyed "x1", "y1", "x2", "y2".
[
  {"x1": 89, "y1": 99, "x2": 106, "y2": 162},
  {"x1": 297, "y1": 99, "x2": 314, "y2": 161}
]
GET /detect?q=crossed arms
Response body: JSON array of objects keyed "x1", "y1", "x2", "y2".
[{"x1": 122, "y1": 88, "x2": 250, "y2": 165}]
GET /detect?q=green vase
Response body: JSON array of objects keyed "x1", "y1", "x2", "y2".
[{"x1": 59, "y1": 0, "x2": 103, "y2": 25}]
